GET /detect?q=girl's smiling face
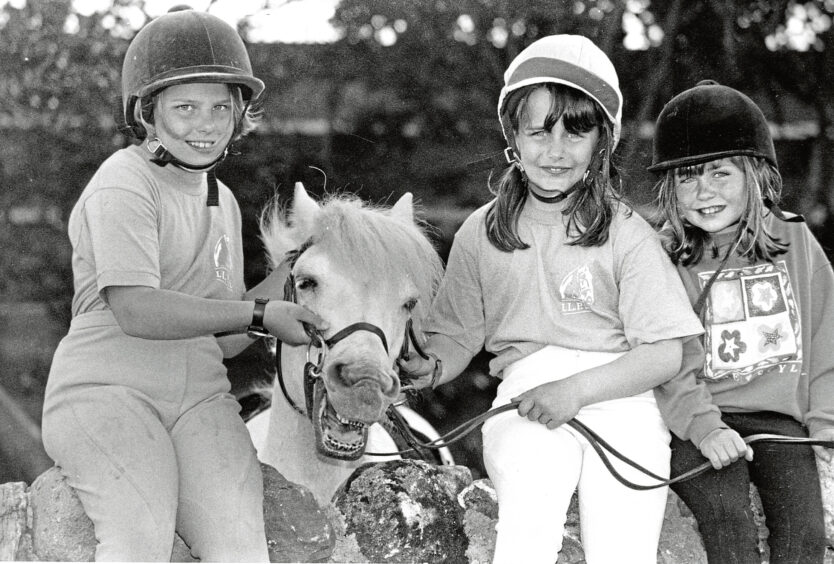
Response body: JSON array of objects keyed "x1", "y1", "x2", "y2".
[
  {"x1": 515, "y1": 87, "x2": 600, "y2": 199},
  {"x1": 675, "y1": 157, "x2": 747, "y2": 233},
  {"x1": 153, "y1": 82, "x2": 235, "y2": 167}
]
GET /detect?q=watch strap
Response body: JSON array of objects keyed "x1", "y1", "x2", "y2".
[{"x1": 247, "y1": 298, "x2": 270, "y2": 338}]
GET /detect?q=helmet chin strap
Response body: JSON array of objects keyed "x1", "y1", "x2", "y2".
[
  {"x1": 146, "y1": 138, "x2": 225, "y2": 206},
  {"x1": 528, "y1": 177, "x2": 583, "y2": 204},
  {"x1": 143, "y1": 101, "x2": 251, "y2": 207}
]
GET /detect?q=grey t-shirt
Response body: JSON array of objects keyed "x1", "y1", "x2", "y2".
[
  {"x1": 426, "y1": 196, "x2": 703, "y2": 377},
  {"x1": 68, "y1": 144, "x2": 245, "y2": 316}
]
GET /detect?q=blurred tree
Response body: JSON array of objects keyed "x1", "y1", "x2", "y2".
[
  {"x1": 2, "y1": 0, "x2": 833, "y2": 319},
  {"x1": 319, "y1": 0, "x2": 834, "y2": 218},
  {"x1": 326, "y1": 0, "x2": 611, "y2": 199},
  {"x1": 4, "y1": 0, "x2": 832, "y2": 324},
  {"x1": 0, "y1": 0, "x2": 130, "y2": 323}
]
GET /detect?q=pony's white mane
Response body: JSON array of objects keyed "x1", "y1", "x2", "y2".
[{"x1": 260, "y1": 193, "x2": 444, "y2": 321}]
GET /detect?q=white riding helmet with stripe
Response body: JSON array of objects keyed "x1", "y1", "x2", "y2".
[{"x1": 498, "y1": 34, "x2": 623, "y2": 150}]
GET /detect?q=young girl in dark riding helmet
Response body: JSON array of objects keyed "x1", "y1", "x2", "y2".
[
  {"x1": 651, "y1": 80, "x2": 834, "y2": 563},
  {"x1": 400, "y1": 34, "x2": 702, "y2": 563},
  {"x1": 41, "y1": 8, "x2": 324, "y2": 561}
]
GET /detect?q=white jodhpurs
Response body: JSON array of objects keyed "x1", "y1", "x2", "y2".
[{"x1": 482, "y1": 346, "x2": 671, "y2": 564}]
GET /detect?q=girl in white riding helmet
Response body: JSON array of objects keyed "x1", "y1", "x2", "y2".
[
  {"x1": 651, "y1": 80, "x2": 834, "y2": 563},
  {"x1": 42, "y1": 8, "x2": 324, "y2": 561},
  {"x1": 400, "y1": 34, "x2": 702, "y2": 563}
]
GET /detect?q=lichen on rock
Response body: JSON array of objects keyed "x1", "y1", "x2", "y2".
[{"x1": 331, "y1": 460, "x2": 468, "y2": 563}]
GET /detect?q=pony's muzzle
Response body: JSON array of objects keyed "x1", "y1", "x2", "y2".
[{"x1": 326, "y1": 361, "x2": 400, "y2": 423}]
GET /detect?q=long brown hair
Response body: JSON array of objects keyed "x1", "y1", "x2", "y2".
[
  {"x1": 654, "y1": 156, "x2": 788, "y2": 265},
  {"x1": 485, "y1": 83, "x2": 625, "y2": 252}
]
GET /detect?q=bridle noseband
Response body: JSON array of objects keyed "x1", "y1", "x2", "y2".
[{"x1": 276, "y1": 241, "x2": 428, "y2": 421}]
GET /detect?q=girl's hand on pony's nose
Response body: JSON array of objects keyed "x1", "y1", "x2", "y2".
[{"x1": 266, "y1": 301, "x2": 327, "y2": 345}]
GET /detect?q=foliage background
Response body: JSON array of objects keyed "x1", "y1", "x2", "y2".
[{"x1": 2, "y1": 0, "x2": 834, "y2": 481}]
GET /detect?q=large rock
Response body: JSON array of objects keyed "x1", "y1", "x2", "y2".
[
  {"x1": 261, "y1": 463, "x2": 334, "y2": 562},
  {"x1": 657, "y1": 492, "x2": 707, "y2": 564},
  {"x1": 0, "y1": 481, "x2": 31, "y2": 560},
  {"x1": 458, "y1": 480, "x2": 497, "y2": 564},
  {"x1": 28, "y1": 467, "x2": 96, "y2": 561},
  {"x1": 331, "y1": 460, "x2": 468, "y2": 563},
  {"x1": 1, "y1": 464, "x2": 333, "y2": 562}
]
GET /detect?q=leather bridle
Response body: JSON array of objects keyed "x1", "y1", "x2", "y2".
[{"x1": 275, "y1": 241, "x2": 429, "y2": 421}]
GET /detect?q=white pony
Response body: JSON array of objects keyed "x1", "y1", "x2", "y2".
[{"x1": 247, "y1": 183, "x2": 450, "y2": 504}]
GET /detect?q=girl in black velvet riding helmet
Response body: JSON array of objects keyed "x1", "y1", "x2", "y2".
[
  {"x1": 652, "y1": 80, "x2": 834, "y2": 564},
  {"x1": 41, "y1": 8, "x2": 324, "y2": 561}
]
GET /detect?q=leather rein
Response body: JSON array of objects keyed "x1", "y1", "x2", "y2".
[{"x1": 370, "y1": 401, "x2": 834, "y2": 490}]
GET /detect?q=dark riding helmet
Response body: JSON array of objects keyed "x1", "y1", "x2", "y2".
[
  {"x1": 121, "y1": 8, "x2": 265, "y2": 138},
  {"x1": 648, "y1": 80, "x2": 777, "y2": 172}
]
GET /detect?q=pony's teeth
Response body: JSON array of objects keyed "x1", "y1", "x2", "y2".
[
  {"x1": 335, "y1": 412, "x2": 365, "y2": 428},
  {"x1": 325, "y1": 435, "x2": 362, "y2": 451}
]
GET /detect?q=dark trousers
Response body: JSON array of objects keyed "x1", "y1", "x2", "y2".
[{"x1": 670, "y1": 411, "x2": 827, "y2": 564}]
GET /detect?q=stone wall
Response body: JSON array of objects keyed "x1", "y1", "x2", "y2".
[
  {"x1": 1, "y1": 459, "x2": 833, "y2": 563},
  {"x1": 0, "y1": 464, "x2": 333, "y2": 562}
]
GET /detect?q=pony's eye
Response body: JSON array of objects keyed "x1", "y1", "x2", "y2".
[
  {"x1": 296, "y1": 277, "x2": 317, "y2": 292},
  {"x1": 403, "y1": 298, "x2": 418, "y2": 313}
]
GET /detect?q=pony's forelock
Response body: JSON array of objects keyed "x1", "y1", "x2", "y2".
[
  {"x1": 261, "y1": 193, "x2": 443, "y2": 318},
  {"x1": 314, "y1": 196, "x2": 443, "y2": 315}
]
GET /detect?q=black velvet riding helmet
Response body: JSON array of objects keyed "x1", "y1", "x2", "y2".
[
  {"x1": 648, "y1": 80, "x2": 777, "y2": 172},
  {"x1": 121, "y1": 8, "x2": 265, "y2": 140}
]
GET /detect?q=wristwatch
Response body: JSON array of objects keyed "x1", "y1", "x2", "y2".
[{"x1": 247, "y1": 298, "x2": 271, "y2": 338}]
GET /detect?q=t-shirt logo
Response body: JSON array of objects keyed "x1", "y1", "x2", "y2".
[
  {"x1": 701, "y1": 260, "x2": 801, "y2": 381},
  {"x1": 559, "y1": 264, "x2": 594, "y2": 314},
  {"x1": 213, "y1": 234, "x2": 233, "y2": 291}
]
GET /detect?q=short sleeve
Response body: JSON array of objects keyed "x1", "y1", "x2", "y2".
[
  {"x1": 82, "y1": 188, "x2": 161, "y2": 293},
  {"x1": 425, "y1": 217, "x2": 486, "y2": 355},
  {"x1": 616, "y1": 221, "x2": 703, "y2": 346}
]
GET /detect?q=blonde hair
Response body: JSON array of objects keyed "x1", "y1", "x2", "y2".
[{"x1": 654, "y1": 155, "x2": 788, "y2": 266}]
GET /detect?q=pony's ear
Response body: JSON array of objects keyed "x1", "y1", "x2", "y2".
[
  {"x1": 390, "y1": 192, "x2": 414, "y2": 224},
  {"x1": 290, "y1": 182, "x2": 321, "y2": 236}
]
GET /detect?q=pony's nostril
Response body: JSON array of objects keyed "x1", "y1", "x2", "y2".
[
  {"x1": 332, "y1": 363, "x2": 349, "y2": 386},
  {"x1": 388, "y1": 374, "x2": 401, "y2": 396}
]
